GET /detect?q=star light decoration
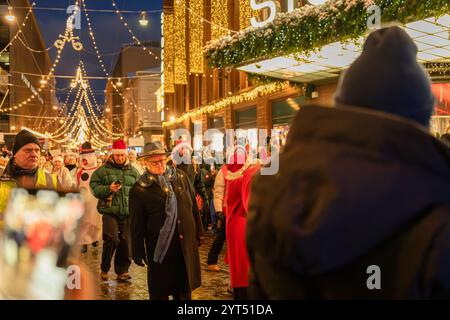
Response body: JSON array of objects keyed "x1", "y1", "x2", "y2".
[
  {"x1": 71, "y1": 66, "x2": 88, "y2": 89},
  {"x1": 54, "y1": 14, "x2": 83, "y2": 51}
]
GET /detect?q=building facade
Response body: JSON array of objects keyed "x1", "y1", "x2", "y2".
[
  {"x1": 162, "y1": 0, "x2": 326, "y2": 150},
  {"x1": 162, "y1": 0, "x2": 450, "y2": 151},
  {"x1": 105, "y1": 41, "x2": 162, "y2": 147},
  {"x1": 3, "y1": 0, "x2": 58, "y2": 140}
]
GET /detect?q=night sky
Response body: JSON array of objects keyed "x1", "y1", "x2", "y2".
[{"x1": 33, "y1": 0, "x2": 162, "y2": 105}]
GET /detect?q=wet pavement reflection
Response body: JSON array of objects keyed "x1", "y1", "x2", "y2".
[{"x1": 82, "y1": 232, "x2": 233, "y2": 300}]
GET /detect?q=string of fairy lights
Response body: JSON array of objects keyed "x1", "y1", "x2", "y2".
[
  {"x1": 45, "y1": 85, "x2": 84, "y2": 137},
  {"x1": 0, "y1": 33, "x2": 65, "y2": 114},
  {"x1": 189, "y1": 0, "x2": 204, "y2": 74},
  {"x1": 81, "y1": 0, "x2": 157, "y2": 123},
  {"x1": 2, "y1": 0, "x2": 269, "y2": 144},
  {"x1": 174, "y1": 0, "x2": 187, "y2": 85},
  {"x1": 162, "y1": 11, "x2": 174, "y2": 93},
  {"x1": 211, "y1": 0, "x2": 229, "y2": 40},
  {"x1": 110, "y1": 0, "x2": 159, "y2": 61},
  {"x1": 1, "y1": 0, "x2": 155, "y2": 145},
  {"x1": 0, "y1": 4, "x2": 34, "y2": 57},
  {"x1": 163, "y1": 82, "x2": 289, "y2": 127}
]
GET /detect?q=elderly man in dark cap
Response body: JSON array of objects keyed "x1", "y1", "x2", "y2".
[
  {"x1": 129, "y1": 141, "x2": 204, "y2": 300},
  {"x1": 0, "y1": 129, "x2": 57, "y2": 190},
  {"x1": 247, "y1": 26, "x2": 450, "y2": 299}
]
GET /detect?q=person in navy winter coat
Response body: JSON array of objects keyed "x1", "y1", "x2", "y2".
[{"x1": 247, "y1": 26, "x2": 450, "y2": 299}]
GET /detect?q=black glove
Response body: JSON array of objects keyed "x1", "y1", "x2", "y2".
[{"x1": 133, "y1": 256, "x2": 147, "y2": 267}]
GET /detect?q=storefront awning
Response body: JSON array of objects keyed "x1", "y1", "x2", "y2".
[
  {"x1": 205, "y1": 1, "x2": 450, "y2": 83},
  {"x1": 236, "y1": 15, "x2": 450, "y2": 83}
]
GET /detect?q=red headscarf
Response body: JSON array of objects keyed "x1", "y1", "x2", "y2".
[{"x1": 226, "y1": 146, "x2": 247, "y2": 173}]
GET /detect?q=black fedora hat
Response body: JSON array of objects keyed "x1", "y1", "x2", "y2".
[{"x1": 138, "y1": 141, "x2": 169, "y2": 160}]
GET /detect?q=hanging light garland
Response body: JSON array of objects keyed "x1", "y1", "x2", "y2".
[
  {"x1": 54, "y1": 11, "x2": 83, "y2": 51},
  {"x1": 163, "y1": 81, "x2": 288, "y2": 127},
  {"x1": 0, "y1": 4, "x2": 34, "y2": 57},
  {"x1": 81, "y1": 0, "x2": 150, "y2": 123},
  {"x1": 0, "y1": 38, "x2": 65, "y2": 114},
  {"x1": 110, "y1": 0, "x2": 159, "y2": 60},
  {"x1": 211, "y1": 0, "x2": 229, "y2": 40},
  {"x1": 163, "y1": 11, "x2": 175, "y2": 93},
  {"x1": 174, "y1": 0, "x2": 187, "y2": 85},
  {"x1": 189, "y1": 0, "x2": 204, "y2": 74},
  {"x1": 41, "y1": 85, "x2": 76, "y2": 132},
  {"x1": 239, "y1": 0, "x2": 255, "y2": 30},
  {"x1": 46, "y1": 86, "x2": 84, "y2": 138}
]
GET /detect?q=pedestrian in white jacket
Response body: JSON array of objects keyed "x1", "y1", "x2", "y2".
[{"x1": 52, "y1": 156, "x2": 76, "y2": 191}]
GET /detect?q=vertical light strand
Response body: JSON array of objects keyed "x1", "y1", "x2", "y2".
[
  {"x1": 211, "y1": 0, "x2": 228, "y2": 40},
  {"x1": 163, "y1": 12, "x2": 175, "y2": 93},
  {"x1": 239, "y1": 0, "x2": 254, "y2": 30},
  {"x1": 189, "y1": 0, "x2": 204, "y2": 74},
  {"x1": 174, "y1": 0, "x2": 187, "y2": 85}
]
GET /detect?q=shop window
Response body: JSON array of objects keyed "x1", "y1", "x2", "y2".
[
  {"x1": 235, "y1": 107, "x2": 257, "y2": 129},
  {"x1": 271, "y1": 96, "x2": 306, "y2": 147},
  {"x1": 271, "y1": 96, "x2": 305, "y2": 126},
  {"x1": 210, "y1": 116, "x2": 224, "y2": 129}
]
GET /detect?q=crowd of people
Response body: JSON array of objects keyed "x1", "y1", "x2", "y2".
[{"x1": 0, "y1": 26, "x2": 449, "y2": 300}]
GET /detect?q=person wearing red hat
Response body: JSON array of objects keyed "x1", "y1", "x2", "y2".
[{"x1": 90, "y1": 139, "x2": 140, "y2": 282}]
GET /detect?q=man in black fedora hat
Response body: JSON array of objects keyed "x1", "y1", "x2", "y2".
[{"x1": 129, "y1": 141, "x2": 204, "y2": 300}]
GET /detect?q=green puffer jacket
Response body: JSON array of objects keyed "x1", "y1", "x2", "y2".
[{"x1": 90, "y1": 158, "x2": 140, "y2": 219}]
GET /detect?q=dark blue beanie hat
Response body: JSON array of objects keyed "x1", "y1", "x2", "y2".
[{"x1": 334, "y1": 26, "x2": 435, "y2": 127}]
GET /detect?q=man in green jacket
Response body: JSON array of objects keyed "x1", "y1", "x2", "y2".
[{"x1": 90, "y1": 139, "x2": 140, "y2": 282}]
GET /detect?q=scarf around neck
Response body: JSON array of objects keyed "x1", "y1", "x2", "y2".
[
  {"x1": 7, "y1": 158, "x2": 38, "y2": 178},
  {"x1": 153, "y1": 171, "x2": 178, "y2": 263}
]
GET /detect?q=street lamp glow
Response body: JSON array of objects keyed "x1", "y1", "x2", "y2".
[
  {"x1": 139, "y1": 11, "x2": 149, "y2": 27},
  {"x1": 169, "y1": 115, "x2": 175, "y2": 122},
  {"x1": 10, "y1": 125, "x2": 15, "y2": 131},
  {"x1": 116, "y1": 79, "x2": 123, "y2": 87},
  {"x1": 105, "y1": 107, "x2": 111, "y2": 112},
  {"x1": 40, "y1": 76, "x2": 47, "y2": 85},
  {"x1": 52, "y1": 105, "x2": 58, "y2": 110},
  {"x1": 5, "y1": 7, "x2": 15, "y2": 22}
]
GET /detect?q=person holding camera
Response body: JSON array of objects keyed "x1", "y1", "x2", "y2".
[{"x1": 90, "y1": 139, "x2": 140, "y2": 282}]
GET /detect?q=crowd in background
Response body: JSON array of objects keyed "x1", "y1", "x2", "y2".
[{"x1": 0, "y1": 26, "x2": 450, "y2": 300}]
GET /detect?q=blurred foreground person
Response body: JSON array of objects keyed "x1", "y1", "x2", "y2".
[
  {"x1": 130, "y1": 142, "x2": 204, "y2": 300},
  {"x1": 441, "y1": 133, "x2": 450, "y2": 146},
  {"x1": 247, "y1": 27, "x2": 450, "y2": 299}
]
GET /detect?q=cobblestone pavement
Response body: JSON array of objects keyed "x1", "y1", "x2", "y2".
[{"x1": 82, "y1": 232, "x2": 233, "y2": 300}]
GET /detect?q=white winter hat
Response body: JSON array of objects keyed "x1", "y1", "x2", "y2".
[{"x1": 53, "y1": 156, "x2": 63, "y2": 163}]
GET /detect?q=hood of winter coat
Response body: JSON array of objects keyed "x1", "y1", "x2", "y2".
[{"x1": 247, "y1": 105, "x2": 450, "y2": 276}]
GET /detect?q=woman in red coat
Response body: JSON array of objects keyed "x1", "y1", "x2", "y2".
[{"x1": 224, "y1": 147, "x2": 260, "y2": 300}]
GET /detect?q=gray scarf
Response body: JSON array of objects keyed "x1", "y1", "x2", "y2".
[{"x1": 153, "y1": 173, "x2": 178, "y2": 263}]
